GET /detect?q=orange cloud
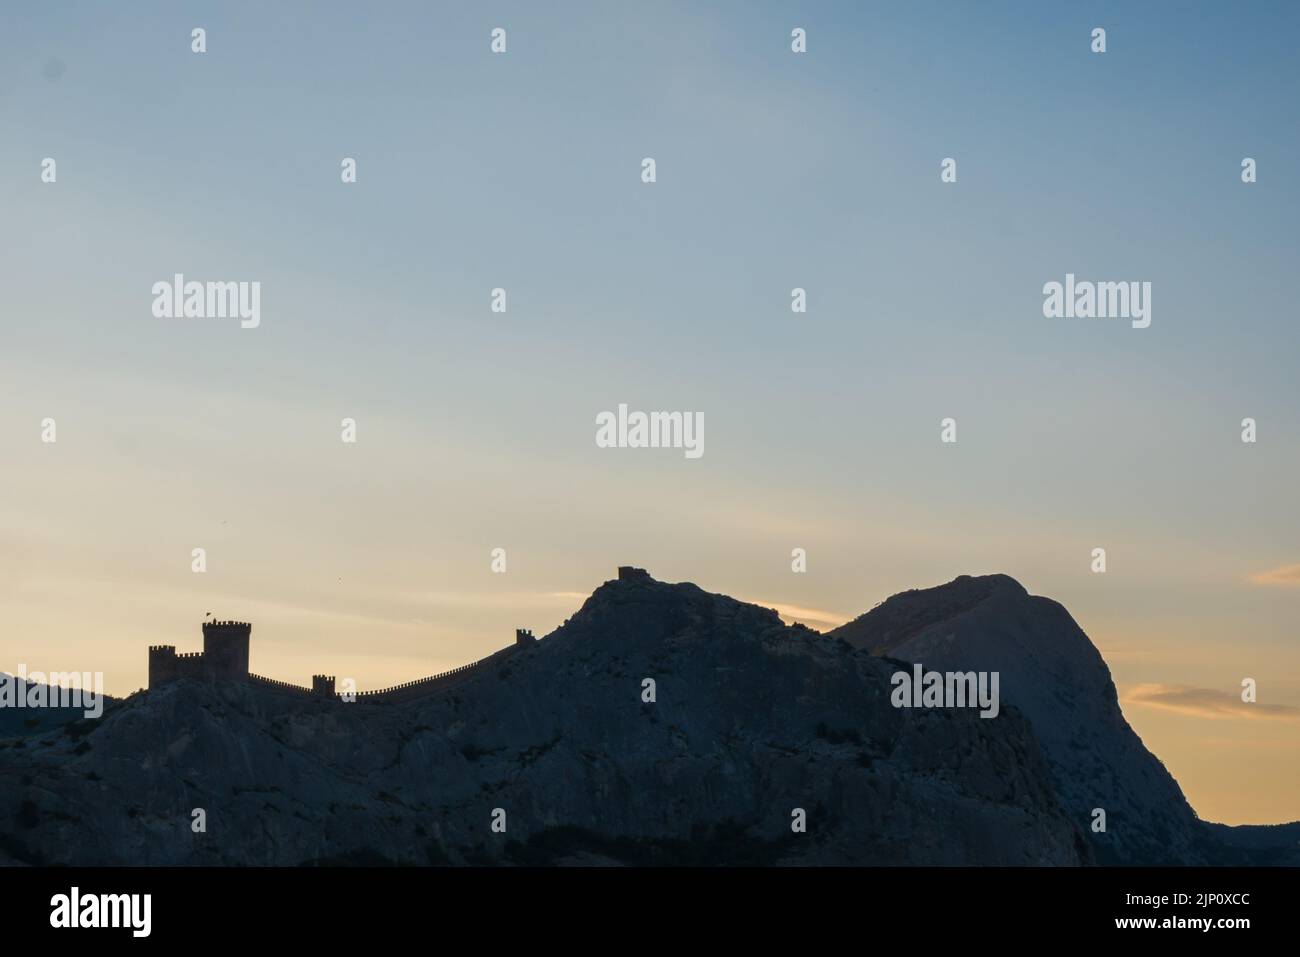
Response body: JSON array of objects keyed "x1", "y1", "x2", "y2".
[
  {"x1": 1124, "y1": 683, "x2": 1299, "y2": 721},
  {"x1": 1248, "y1": 563, "x2": 1300, "y2": 587}
]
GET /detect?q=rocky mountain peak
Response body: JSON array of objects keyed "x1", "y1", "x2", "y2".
[{"x1": 828, "y1": 575, "x2": 1211, "y2": 864}]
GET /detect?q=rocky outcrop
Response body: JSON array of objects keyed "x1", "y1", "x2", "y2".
[{"x1": 827, "y1": 574, "x2": 1260, "y2": 865}]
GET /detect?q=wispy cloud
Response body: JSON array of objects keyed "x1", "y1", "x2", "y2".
[
  {"x1": 742, "y1": 599, "x2": 850, "y2": 631},
  {"x1": 1124, "y1": 683, "x2": 1300, "y2": 721},
  {"x1": 1248, "y1": 563, "x2": 1300, "y2": 587}
]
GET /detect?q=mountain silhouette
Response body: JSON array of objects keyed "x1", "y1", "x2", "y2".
[
  {"x1": 827, "y1": 573, "x2": 1300, "y2": 865},
  {"x1": 0, "y1": 572, "x2": 1085, "y2": 866},
  {"x1": 0, "y1": 571, "x2": 1292, "y2": 865}
]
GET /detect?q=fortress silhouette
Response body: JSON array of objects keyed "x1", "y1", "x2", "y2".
[
  {"x1": 148, "y1": 566, "x2": 651, "y2": 702},
  {"x1": 149, "y1": 622, "x2": 537, "y2": 703}
]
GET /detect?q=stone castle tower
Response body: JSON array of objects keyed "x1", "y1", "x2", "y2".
[{"x1": 202, "y1": 620, "x2": 251, "y2": 678}]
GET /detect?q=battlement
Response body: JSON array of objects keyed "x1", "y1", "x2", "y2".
[
  {"x1": 248, "y1": 674, "x2": 313, "y2": 697},
  {"x1": 202, "y1": 620, "x2": 251, "y2": 636},
  {"x1": 516, "y1": 628, "x2": 535, "y2": 645},
  {"x1": 312, "y1": 675, "x2": 336, "y2": 697},
  {"x1": 618, "y1": 565, "x2": 651, "y2": 582},
  {"x1": 148, "y1": 645, "x2": 176, "y2": 654},
  {"x1": 355, "y1": 644, "x2": 520, "y2": 703}
]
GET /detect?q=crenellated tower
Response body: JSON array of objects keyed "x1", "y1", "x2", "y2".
[
  {"x1": 148, "y1": 645, "x2": 178, "y2": 687},
  {"x1": 202, "y1": 620, "x2": 251, "y2": 680}
]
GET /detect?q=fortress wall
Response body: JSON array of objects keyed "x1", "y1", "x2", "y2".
[
  {"x1": 174, "y1": 654, "x2": 206, "y2": 680},
  {"x1": 356, "y1": 645, "x2": 521, "y2": 703},
  {"x1": 149, "y1": 647, "x2": 208, "y2": 686},
  {"x1": 247, "y1": 673, "x2": 313, "y2": 697}
]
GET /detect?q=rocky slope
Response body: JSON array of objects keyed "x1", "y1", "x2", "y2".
[
  {"x1": 828, "y1": 574, "x2": 1297, "y2": 865},
  {"x1": 0, "y1": 679, "x2": 117, "y2": 739},
  {"x1": 0, "y1": 573, "x2": 1087, "y2": 866}
]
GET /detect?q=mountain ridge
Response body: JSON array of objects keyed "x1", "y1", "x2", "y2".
[
  {"x1": 0, "y1": 571, "x2": 1086, "y2": 866},
  {"x1": 0, "y1": 570, "x2": 1293, "y2": 866}
]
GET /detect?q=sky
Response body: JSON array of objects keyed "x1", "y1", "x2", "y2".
[{"x1": 1, "y1": 1, "x2": 1297, "y2": 825}]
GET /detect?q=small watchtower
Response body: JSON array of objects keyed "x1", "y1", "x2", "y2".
[
  {"x1": 312, "y1": 675, "x2": 336, "y2": 698},
  {"x1": 515, "y1": 628, "x2": 535, "y2": 645},
  {"x1": 148, "y1": 645, "x2": 178, "y2": 687}
]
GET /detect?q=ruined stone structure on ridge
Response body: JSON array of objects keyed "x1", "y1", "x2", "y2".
[{"x1": 618, "y1": 565, "x2": 650, "y2": 582}]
